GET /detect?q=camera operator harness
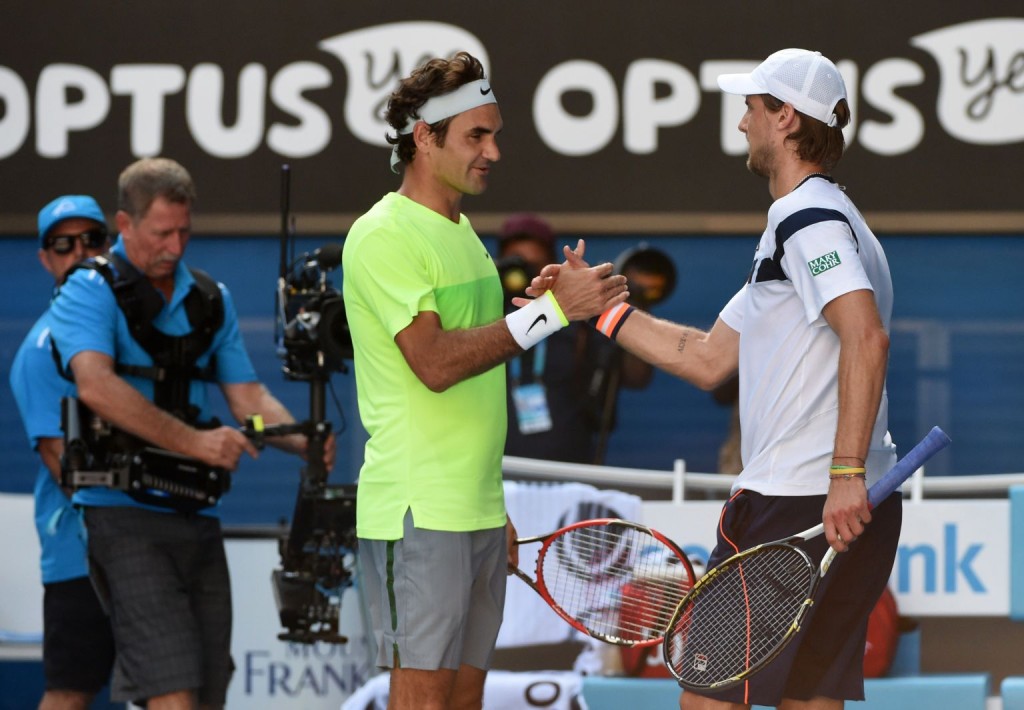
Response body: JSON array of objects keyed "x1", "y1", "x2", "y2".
[{"x1": 59, "y1": 251, "x2": 234, "y2": 512}]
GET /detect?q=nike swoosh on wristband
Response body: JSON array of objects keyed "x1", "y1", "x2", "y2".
[
  {"x1": 526, "y1": 313, "x2": 547, "y2": 335},
  {"x1": 480, "y1": 86, "x2": 492, "y2": 95}
]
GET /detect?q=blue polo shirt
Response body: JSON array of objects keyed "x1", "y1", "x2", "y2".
[
  {"x1": 10, "y1": 309, "x2": 89, "y2": 583},
  {"x1": 48, "y1": 240, "x2": 258, "y2": 513}
]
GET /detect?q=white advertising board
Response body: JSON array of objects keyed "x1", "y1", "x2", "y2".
[
  {"x1": 225, "y1": 539, "x2": 377, "y2": 709},
  {"x1": 641, "y1": 499, "x2": 1009, "y2": 616}
]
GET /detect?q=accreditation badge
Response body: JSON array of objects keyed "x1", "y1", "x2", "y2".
[{"x1": 511, "y1": 382, "x2": 553, "y2": 434}]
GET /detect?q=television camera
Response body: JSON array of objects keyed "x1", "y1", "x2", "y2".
[{"x1": 270, "y1": 164, "x2": 357, "y2": 644}]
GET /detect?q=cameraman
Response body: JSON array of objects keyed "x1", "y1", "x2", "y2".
[
  {"x1": 10, "y1": 195, "x2": 114, "y2": 710},
  {"x1": 48, "y1": 158, "x2": 333, "y2": 709},
  {"x1": 497, "y1": 214, "x2": 656, "y2": 464}
]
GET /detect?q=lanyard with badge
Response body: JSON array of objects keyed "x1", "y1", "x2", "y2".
[{"x1": 509, "y1": 340, "x2": 553, "y2": 434}]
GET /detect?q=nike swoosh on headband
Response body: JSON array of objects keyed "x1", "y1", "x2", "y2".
[{"x1": 389, "y1": 79, "x2": 498, "y2": 172}]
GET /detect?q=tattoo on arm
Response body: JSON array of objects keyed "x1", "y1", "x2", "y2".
[{"x1": 677, "y1": 331, "x2": 689, "y2": 354}]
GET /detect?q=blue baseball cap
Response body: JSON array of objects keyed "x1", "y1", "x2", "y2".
[{"x1": 37, "y1": 195, "x2": 106, "y2": 247}]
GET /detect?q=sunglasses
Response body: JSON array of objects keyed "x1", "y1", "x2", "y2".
[{"x1": 46, "y1": 229, "x2": 109, "y2": 255}]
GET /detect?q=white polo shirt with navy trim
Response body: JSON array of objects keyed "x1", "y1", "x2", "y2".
[{"x1": 719, "y1": 176, "x2": 897, "y2": 496}]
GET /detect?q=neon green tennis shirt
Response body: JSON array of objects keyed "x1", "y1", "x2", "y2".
[{"x1": 343, "y1": 192, "x2": 507, "y2": 539}]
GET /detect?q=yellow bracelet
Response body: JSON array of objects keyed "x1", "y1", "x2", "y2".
[{"x1": 829, "y1": 465, "x2": 866, "y2": 480}]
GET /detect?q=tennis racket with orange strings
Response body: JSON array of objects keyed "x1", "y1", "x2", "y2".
[{"x1": 511, "y1": 518, "x2": 696, "y2": 647}]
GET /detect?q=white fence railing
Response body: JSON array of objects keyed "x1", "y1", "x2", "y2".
[{"x1": 502, "y1": 455, "x2": 1024, "y2": 504}]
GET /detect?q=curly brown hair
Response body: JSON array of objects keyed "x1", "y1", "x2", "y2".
[
  {"x1": 385, "y1": 51, "x2": 488, "y2": 169},
  {"x1": 762, "y1": 94, "x2": 850, "y2": 171}
]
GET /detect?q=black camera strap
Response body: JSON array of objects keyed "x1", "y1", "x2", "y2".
[
  {"x1": 56, "y1": 251, "x2": 224, "y2": 421},
  {"x1": 54, "y1": 253, "x2": 229, "y2": 512}
]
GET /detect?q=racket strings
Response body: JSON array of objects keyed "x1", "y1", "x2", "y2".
[
  {"x1": 666, "y1": 545, "x2": 814, "y2": 687},
  {"x1": 540, "y1": 525, "x2": 692, "y2": 644}
]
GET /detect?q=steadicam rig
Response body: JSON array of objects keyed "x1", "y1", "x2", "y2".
[{"x1": 269, "y1": 164, "x2": 358, "y2": 644}]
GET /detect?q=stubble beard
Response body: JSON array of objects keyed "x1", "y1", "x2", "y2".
[
  {"x1": 741, "y1": 135, "x2": 770, "y2": 180},
  {"x1": 746, "y1": 143, "x2": 772, "y2": 180}
]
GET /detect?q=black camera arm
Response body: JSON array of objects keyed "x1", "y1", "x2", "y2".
[{"x1": 265, "y1": 164, "x2": 357, "y2": 645}]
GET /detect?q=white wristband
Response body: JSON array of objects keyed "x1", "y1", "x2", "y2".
[{"x1": 505, "y1": 292, "x2": 568, "y2": 350}]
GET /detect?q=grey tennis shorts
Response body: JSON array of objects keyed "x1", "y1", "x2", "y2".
[{"x1": 359, "y1": 509, "x2": 507, "y2": 671}]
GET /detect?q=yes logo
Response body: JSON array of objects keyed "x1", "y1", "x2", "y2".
[
  {"x1": 318, "y1": 22, "x2": 490, "y2": 148},
  {"x1": 912, "y1": 18, "x2": 1024, "y2": 145}
]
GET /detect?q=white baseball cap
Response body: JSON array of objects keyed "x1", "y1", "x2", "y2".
[{"x1": 717, "y1": 48, "x2": 847, "y2": 127}]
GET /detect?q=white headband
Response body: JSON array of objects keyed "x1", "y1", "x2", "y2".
[{"x1": 390, "y1": 79, "x2": 498, "y2": 172}]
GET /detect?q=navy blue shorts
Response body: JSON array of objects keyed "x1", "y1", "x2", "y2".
[
  {"x1": 689, "y1": 489, "x2": 902, "y2": 707},
  {"x1": 43, "y1": 576, "x2": 115, "y2": 694}
]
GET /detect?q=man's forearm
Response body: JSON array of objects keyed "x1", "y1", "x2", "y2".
[
  {"x1": 77, "y1": 368, "x2": 200, "y2": 457},
  {"x1": 225, "y1": 382, "x2": 304, "y2": 455},
  {"x1": 427, "y1": 321, "x2": 521, "y2": 388},
  {"x1": 614, "y1": 311, "x2": 738, "y2": 392},
  {"x1": 397, "y1": 313, "x2": 521, "y2": 393}
]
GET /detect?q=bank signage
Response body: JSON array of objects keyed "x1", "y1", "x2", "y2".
[
  {"x1": 644, "y1": 500, "x2": 1011, "y2": 617},
  {"x1": 2, "y1": 4, "x2": 1022, "y2": 232}
]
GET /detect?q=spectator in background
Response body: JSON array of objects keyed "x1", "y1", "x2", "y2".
[
  {"x1": 497, "y1": 214, "x2": 662, "y2": 464},
  {"x1": 10, "y1": 195, "x2": 115, "y2": 710}
]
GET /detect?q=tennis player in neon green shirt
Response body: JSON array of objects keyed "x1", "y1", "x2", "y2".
[{"x1": 343, "y1": 52, "x2": 629, "y2": 709}]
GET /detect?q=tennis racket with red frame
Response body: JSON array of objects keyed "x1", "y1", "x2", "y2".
[
  {"x1": 662, "y1": 426, "x2": 951, "y2": 691},
  {"x1": 511, "y1": 518, "x2": 696, "y2": 647}
]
